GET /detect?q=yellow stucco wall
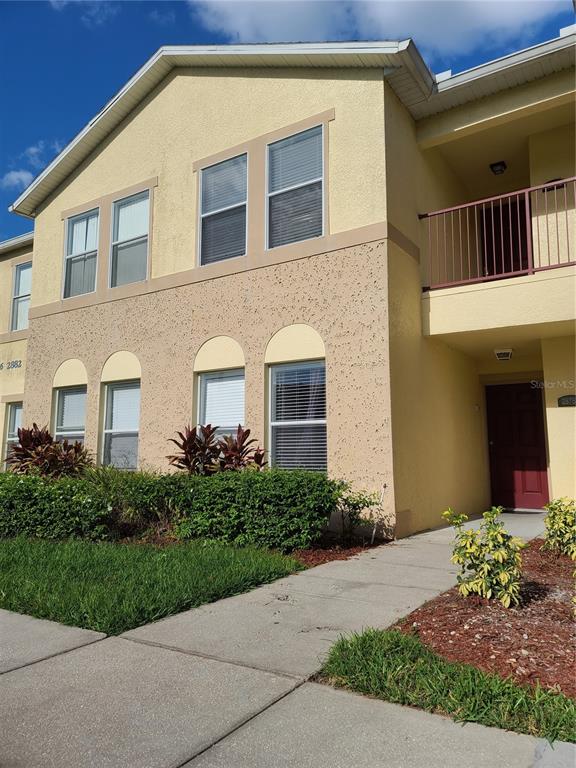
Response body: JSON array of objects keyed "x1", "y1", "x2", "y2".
[
  {"x1": 529, "y1": 122, "x2": 576, "y2": 185},
  {"x1": 423, "y1": 266, "x2": 576, "y2": 336},
  {"x1": 541, "y1": 336, "x2": 576, "y2": 499},
  {"x1": 387, "y1": 241, "x2": 490, "y2": 536},
  {"x1": 31, "y1": 67, "x2": 387, "y2": 307},
  {"x1": 382, "y1": 83, "x2": 469, "y2": 249}
]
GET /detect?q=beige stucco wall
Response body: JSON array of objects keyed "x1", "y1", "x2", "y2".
[
  {"x1": 23, "y1": 240, "x2": 395, "y2": 521},
  {"x1": 541, "y1": 336, "x2": 576, "y2": 499},
  {"x1": 31, "y1": 67, "x2": 387, "y2": 308},
  {"x1": 387, "y1": 241, "x2": 490, "y2": 536}
]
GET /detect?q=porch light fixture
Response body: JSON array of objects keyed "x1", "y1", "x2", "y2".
[
  {"x1": 494, "y1": 349, "x2": 513, "y2": 361},
  {"x1": 490, "y1": 160, "x2": 507, "y2": 175}
]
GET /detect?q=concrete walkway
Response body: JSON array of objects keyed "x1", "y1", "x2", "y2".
[{"x1": 2, "y1": 512, "x2": 573, "y2": 767}]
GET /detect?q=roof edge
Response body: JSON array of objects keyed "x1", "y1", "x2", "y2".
[{"x1": 0, "y1": 231, "x2": 34, "y2": 256}]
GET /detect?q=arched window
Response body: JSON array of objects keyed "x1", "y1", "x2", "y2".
[
  {"x1": 52, "y1": 359, "x2": 88, "y2": 443},
  {"x1": 194, "y1": 336, "x2": 245, "y2": 437},
  {"x1": 265, "y1": 325, "x2": 326, "y2": 471},
  {"x1": 100, "y1": 351, "x2": 141, "y2": 469}
]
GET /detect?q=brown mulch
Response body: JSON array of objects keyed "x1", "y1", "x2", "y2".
[
  {"x1": 396, "y1": 538, "x2": 576, "y2": 698},
  {"x1": 291, "y1": 540, "x2": 383, "y2": 567}
]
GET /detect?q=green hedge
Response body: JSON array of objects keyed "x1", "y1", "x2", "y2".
[
  {"x1": 0, "y1": 474, "x2": 111, "y2": 541},
  {"x1": 0, "y1": 469, "x2": 340, "y2": 551}
]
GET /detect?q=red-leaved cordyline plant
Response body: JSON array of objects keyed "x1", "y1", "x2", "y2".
[
  {"x1": 6, "y1": 423, "x2": 94, "y2": 478},
  {"x1": 167, "y1": 424, "x2": 267, "y2": 475},
  {"x1": 167, "y1": 424, "x2": 220, "y2": 475},
  {"x1": 217, "y1": 425, "x2": 267, "y2": 471}
]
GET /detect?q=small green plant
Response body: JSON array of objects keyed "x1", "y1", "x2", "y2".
[
  {"x1": 542, "y1": 498, "x2": 576, "y2": 560},
  {"x1": 6, "y1": 423, "x2": 94, "y2": 478},
  {"x1": 336, "y1": 484, "x2": 381, "y2": 544},
  {"x1": 442, "y1": 507, "x2": 525, "y2": 608}
]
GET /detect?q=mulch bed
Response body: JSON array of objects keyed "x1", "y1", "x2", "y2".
[
  {"x1": 396, "y1": 539, "x2": 575, "y2": 698},
  {"x1": 291, "y1": 540, "x2": 383, "y2": 567}
]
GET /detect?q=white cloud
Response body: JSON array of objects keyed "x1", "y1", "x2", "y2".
[
  {"x1": 189, "y1": 0, "x2": 570, "y2": 68},
  {"x1": 0, "y1": 170, "x2": 34, "y2": 191},
  {"x1": 47, "y1": 0, "x2": 120, "y2": 27},
  {"x1": 21, "y1": 141, "x2": 47, "y2": 170},
  {"x1": 149, "y1": 8, "x2": 176, "y2": 25}
]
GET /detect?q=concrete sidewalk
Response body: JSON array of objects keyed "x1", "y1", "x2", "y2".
[{"x1": 3, "y1": 511, "x2": 572, "y2": 768}]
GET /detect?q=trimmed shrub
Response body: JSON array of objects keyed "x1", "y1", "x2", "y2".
[
  {"x1": 0, "y1": 468, "x2": 339, "y2": 550},
  {"x1": 0, "y1": 473, "x2": 111, "y2": 540},
  {"x1": 172, "y1": 470, "x2": 340, "y2": 551}
]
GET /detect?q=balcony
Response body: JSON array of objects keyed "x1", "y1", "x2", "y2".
[{"x1": 421, "y1": 177, "x2": 576, "y2": 290}]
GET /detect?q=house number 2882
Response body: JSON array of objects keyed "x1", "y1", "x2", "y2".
[{"x1": 0, "y1": 360, "x2": 23, "y2": 371}]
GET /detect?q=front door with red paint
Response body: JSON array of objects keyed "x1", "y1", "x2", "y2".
[{"x1": 486, "y1": 383, "x2": 549, "y2": 509}]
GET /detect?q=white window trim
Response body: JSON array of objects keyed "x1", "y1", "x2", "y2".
[
  {"x1": 197, "y1": 368, "x2": 245, "y2": 435},
  {"x1": 109, "y1": 190, "x2": 150, "y2": 288},
  {"x1": 268, "y1": 359, "x2": 327, "y2": 469},
  {"x1": 10, "y1": 261, "x2": 32, "y2": 332},
  {"x1": 62, "y1": 207, "x2": 100, "y2": 300},
  {"x1": 265, "y1": 124, "x2": 325, "y2": 251},
  {"x1": 53, "y1": 386, "x2": 87, "y2": 443},
  {"x1": 101, "y1": 380, "x2": 140, "y2": 469},
  {"x1": 198, "y1": 153, "x2": 248, "y2": 267}
]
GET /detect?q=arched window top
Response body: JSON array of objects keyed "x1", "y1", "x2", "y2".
[
  {"x1": 101, "y1": 351, "x2": 141, "y2": 382},
  {"x1": 53, "y1": 359, "x2": 88, "y2": 388},
  {"x1": 194, "y1": 336, "x2": 245, "y2": 373},
  {"x1": 265, "y1": 324, "x2": 325, "y2": 364}
]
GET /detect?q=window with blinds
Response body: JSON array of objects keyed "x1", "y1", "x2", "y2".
[
  {"x1": 111, "y1": 191, "x2": 149, "y2": 287},
  {"x1": 270, "y1": 361, "x2": 327, "y2": 471},
  {"x1": 200, "y1": 154, "x2": 247, "y2": 265},
  {"x1": 64, "y1": 209, "x2": 99, "y2": 298},
  {"x1": 267, "y1": 125, "x2": 323, "y2": 249},
  {"x1": 11, "y1": 262, "x2": 32, "y2": 331},
  {"x1": 103, "y1": 380, "x2": 140, "y2": 470},
  {"x1": 198, "y1": 369, "x2": 245, "y2": 437},
  {"x1": 54, "y1": 386, "x2": 87, "y2": 443},
  {"x1": 3, "y1": 401, "x2": 22, "y2": 464}
]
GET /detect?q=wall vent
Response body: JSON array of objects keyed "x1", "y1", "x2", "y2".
[{"x1": 494, "y1": 349, "x2": 513, "y2": 361}]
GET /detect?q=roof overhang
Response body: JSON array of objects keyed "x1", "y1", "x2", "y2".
[
  {"x1": 9, "y1": 33, "x2": 575, "y2": 218},
  {"x1": 0, "y1": 231, "x2": 34, "y2": 256}
]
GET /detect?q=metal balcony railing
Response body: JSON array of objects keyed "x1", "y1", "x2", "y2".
[{"x1": 421, "y1": 176, "x2": 576, "y2": 290}]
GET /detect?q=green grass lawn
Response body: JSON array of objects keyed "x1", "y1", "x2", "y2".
[
  {"x1": 320, "y1": 629, "x2": 576, "y2": 744},
  {"x1": 0, "y1": 537, "x2": 301, "y2": 635}
]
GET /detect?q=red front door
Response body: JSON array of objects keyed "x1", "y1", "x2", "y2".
[{"x1": 486, "y1": 383, "x2": 549, "y2": 509}]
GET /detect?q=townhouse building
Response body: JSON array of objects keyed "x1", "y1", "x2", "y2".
[{"x1": 2, "y1": 31, "x2": 575, "y2": 536}]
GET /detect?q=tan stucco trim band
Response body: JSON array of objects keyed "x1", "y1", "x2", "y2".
[
  {"x1": 0, "y1": 393, "x2": 24, "y2": 404},
  {"x1": 0, "y1": 329, "x2": 28, "y2": 344},
  {"x1": 30, "y1": 220, "x2": 397, "y2": 319}
]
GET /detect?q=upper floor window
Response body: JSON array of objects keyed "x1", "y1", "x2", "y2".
[
  {"x1": 64, "y1": 209, "x2": 98, "y2": 298},
  {"x1": 54, "y1": 386, "x2": 87, "y2": 444},
  {"x1": 200, "y1": 154, "x2": 247, "y2": 265},
  {"x1": 267, "y1": 125, "x2": 323, "y2": 249},
  {"x1": 11, "y1": 262, "x2": 32, "y2": 331},
  {"x1": 198, "y1": 369, "x2": 245, "y2": 438},
  {"x1": 111, "y1": 191, "x2": 149, "y2": 287}
]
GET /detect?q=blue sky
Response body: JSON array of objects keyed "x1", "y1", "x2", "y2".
[{"x1": 0, "y1": 0, "x2": 573, "y2": 239}]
